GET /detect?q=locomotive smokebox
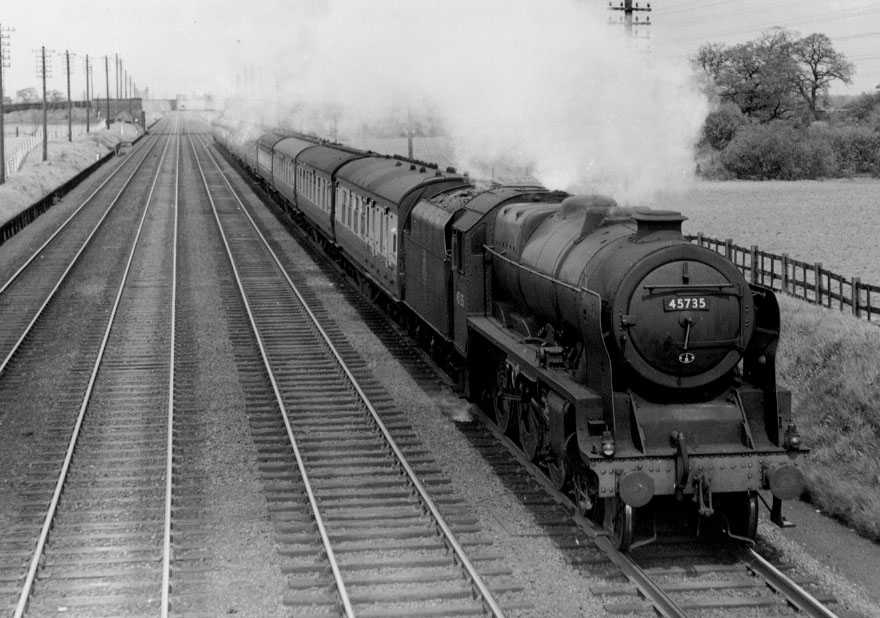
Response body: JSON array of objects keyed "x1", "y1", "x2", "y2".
[{"x1": 492, "y1": 193, "x2": 756, "y2": 391}]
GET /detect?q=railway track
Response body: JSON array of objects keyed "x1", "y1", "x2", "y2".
[
  {"x1": 188, "y1": 132, "x2": 524, "y2": 616},
  {"x1": 1, "y1": 123, "x2": 180, "y2": 616},
  {"x1": 0, "y1": 125, "x2": 165, "y2": 378},
  {"x1": 217, "y1": 140, "x2": 846, "y2": 617}
]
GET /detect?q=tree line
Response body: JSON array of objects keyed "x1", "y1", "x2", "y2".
[
  {"x1": 693, "y1": 28, "x2": 880, "y2": 179},
  {"x1": 3, "y1": 87, "x2": 68, "y2": 105}
]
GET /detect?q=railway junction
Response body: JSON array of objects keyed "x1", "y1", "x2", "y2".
[{"x1": 0, "y1": 114, "x2": 876, "y2": 617}]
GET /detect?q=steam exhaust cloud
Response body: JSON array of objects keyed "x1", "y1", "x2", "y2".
[{"x1": 226, "y1": 0, "x2": 708, "y2": 203}]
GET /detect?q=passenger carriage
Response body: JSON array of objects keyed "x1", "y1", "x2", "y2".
[{"x1": 333, "y1": 156, "x2": 467, "y2": 301}]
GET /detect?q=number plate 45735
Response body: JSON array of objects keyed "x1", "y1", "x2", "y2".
[{"x1": 663, "y1": 296, "x2": 709, "y2": 311}]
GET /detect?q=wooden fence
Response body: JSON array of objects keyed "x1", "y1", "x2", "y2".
[{"x1": 687, "y1": 234, "x2": 880, "y2": 323}]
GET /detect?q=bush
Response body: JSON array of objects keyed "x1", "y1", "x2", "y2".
[
  {"x1": 719, "y1": 120, "x2": 880, "y2": 179},
  {"x1": 702, "y1": 104, "x2": 747, "y2": 150},
  {"x1": 811, "y1": 124, "x2": 880, "y2": 176},
  {"x1": 722, "y1": 122, "x2": 807, "y2": 179},
  {"x1": 839, "y1": 92, "x2": 880, "y2": 124}
]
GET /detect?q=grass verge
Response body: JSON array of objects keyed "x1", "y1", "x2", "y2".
[{"x1": 777, "y1": 295, "x2": 880, "y2": 541}]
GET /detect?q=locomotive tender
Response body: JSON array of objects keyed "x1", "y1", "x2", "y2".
[{"x1": 215, "y1": 124, "x2": 806, "y2": 550}]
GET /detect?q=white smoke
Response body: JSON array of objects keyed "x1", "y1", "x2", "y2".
[{"x1": 224, "y1": 0, "x2": 708, "y2": 203}]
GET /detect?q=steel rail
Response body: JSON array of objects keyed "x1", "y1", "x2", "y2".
[
  {"x1": 0, "y1": 119, "x2": 165, "y2": 296},
  {"x1": 13, "y1": 133, "x2": 174, "y2": 618},
  {"x1": 0, "y1": 132, "x2": 163, "y2": 378},
  {"x1": 739, "y1": 547, "x2": 838, "y2": 618},
  {"x1": 466, "y1": 402, "x2": 686, "y2": 618},
  {"x1": 187, "y1": 134, "x2": 357, "y2": 618},
  {"x1": 196, "y1": 134, "x2": 506, "y2": 617},
  {"x1": 591, "y1": 534, "x2": 688, "y2": 618},
  {"x1": 160, "y1": 118, "x2": 181, "y2": 618}
]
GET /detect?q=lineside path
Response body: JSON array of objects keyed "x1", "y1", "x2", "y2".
[
  {"x1": 0, "y1": 123, "x2": 180, "y2": 616},
  {"x1": 188, "y1": 130, "x2": 523, "y2": 616}
]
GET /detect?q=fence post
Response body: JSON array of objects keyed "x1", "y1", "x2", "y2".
[
  {"x1": 725, "y1": 238, "x2": 733, "y2": 261},
  {"x1": 781, "y1": 254, "x2": 789, "y2": 293},
  {"x1": 814, "y1": 263, "x2": 823, "y2": 305},
  {"x1": 750, "y1": 245, "x2": 758, "y2": 284},
  {"x1": 697, "y1": 232, "x2": 704, "y2": 246},
  {"x1": 852, "y1": 278, "x2": 861, "y2": 318}
]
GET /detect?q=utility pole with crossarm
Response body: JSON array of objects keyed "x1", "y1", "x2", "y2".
[
  {"x1": 608, "y1": 1, "x2": 652, "y2": 38},
  {"x1": 0, "y1": 24, "x2": 13, "y2": 184}
]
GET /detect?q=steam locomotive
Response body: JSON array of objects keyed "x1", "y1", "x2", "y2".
[{"x1": 214, "y1": 124, "x2": 806, "y2": 550}]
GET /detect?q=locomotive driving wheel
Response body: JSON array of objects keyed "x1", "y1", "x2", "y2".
[
  {"x1": 518, "y1": 399, "x2": 544, "y2": 462},
  {"x1": 546, "y1": 455, "x2": 569, "y2": 490},
  {"x1": 492, "y1": 364, "x2": 517, "y2": 437}
]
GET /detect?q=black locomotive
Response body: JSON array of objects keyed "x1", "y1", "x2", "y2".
[{"x1": 214, "y1": 124, "x2": 806, "y2": 550}]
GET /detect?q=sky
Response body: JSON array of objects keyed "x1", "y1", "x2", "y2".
[{"x1": 1, "y1": 0, "x2": 878, "y2": 100}]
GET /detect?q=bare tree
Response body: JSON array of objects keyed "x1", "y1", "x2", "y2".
[
  {"x1": 792, "y1": 33, "x2": 854, "y2": 119},
  {"x1": 693, "y1": 29, "x2": 800, "y2": 122}
]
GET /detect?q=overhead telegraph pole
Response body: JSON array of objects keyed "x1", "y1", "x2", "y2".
[
  {"x1": 105, "y1": 55, "x2": 111, "y2": 129},
  {"x1": 608, "y1": 1, "x2": 652, "y2": 38},
  {"x1": 66, "y1": 50, "x2": 73, "y2": 142},
  {"x1": 37, "y1": 45, "x2": 51, "y2": 162},
  {"x1": 85, "y1": 54, "x2": 90, "y2": 133},
  {"x1": 0, "y1": 23, "x2": 13, "y2": 184}
]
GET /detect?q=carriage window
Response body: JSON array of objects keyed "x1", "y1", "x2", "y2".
[
  {"x1": 390, "y1": 214, "x2": 397, "y2": 260},
  {"x1": 371, "y1": 202, "x2": 378, "y2": 248},
  {"x1": 342, "y1": 189, "x2": 348, "y2": 223}
]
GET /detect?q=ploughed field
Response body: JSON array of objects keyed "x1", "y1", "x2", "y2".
[{"x1": 653, "y1": 179, "x2": 880, "y2": 283}]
